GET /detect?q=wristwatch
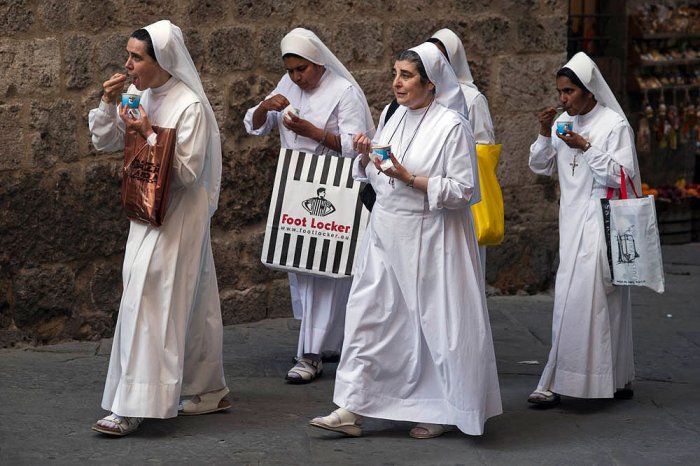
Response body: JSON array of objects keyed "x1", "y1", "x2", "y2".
[{"x1": 583, "y1": 141, "x2": 592, "y2": 152}]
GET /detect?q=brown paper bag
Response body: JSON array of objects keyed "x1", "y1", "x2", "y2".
[{"x1": 121, "y1": 126, "x2": 177, "y2": 227}]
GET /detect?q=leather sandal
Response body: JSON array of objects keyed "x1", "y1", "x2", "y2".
[
  {"x1": 92, "y1": 413, "x2": 143, "y2": 436},
  {"x1": 409, "y1": 423, "x2": 453, "y2": 439},
  {"x1": 309, "y1": 407, "x2": 363, "y2": 437},
  {"x1": 178, "y1": 386, "x2": 231, "y2": 416},
  {"x1": 286, "y1": 354, "x2": 323, "y2": 384},
  {"x1": 527, "y1": 389, "x2": 561, "y2": 408}
]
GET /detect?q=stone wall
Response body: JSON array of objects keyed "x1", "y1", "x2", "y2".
[{"x1": 0, "y1": 0, "x2": 567, "y2": 346}]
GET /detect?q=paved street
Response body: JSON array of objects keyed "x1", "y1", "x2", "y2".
[{"x1": 1, "y1": 243, "x2": 698, "y2": 465}]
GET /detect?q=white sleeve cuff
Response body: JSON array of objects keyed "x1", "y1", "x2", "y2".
[{"x1": 146, "y1": 132, "x2": 157, "y2": 146}]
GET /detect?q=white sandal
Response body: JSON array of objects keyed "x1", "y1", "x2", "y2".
[
  {"x1": 286, "y1": 354, "x2": 323, "y2": 384},
  {"x1": 409, "y1": 423, "x2": 452, "y2": 439},
  {"x1": 179, "y1": 386, "x2": 231, "y2": 416},
  {"x1": 92, "y1": 413, "x2": 143, "y2": 436},
  {"x1": 309, "y1": 407, "x2": 363, "y2": 437}
]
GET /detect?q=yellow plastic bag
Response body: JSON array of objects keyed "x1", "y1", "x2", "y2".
[{"x1": 471, "y1": 144, "x2": 504, "y2": 246}]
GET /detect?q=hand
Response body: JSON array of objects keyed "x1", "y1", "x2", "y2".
[
  {"x1": 282, "y1": 113, "x2": 319, "y2": 140},
  {"x1": 260, "y1": 94, "x2": 290, "y2": 112},
  {"x1": 119, "y1": 104, "x2": 153, "y2": 139},
  {"x1": 537, "y1": 106, "x2": 558, "y2": 136},
  {"x1": 556, "y1": 129, "x2": 588, "y2": 151},
  {"x1": 352, "y1": 133, "x2": 371, "y2": 154},
  {"x1": 373, "y1": 152, "x2": 410, "y2": 184},
  {"x1": 102, "y1": 73, "x2": 127, "y2": 105}
]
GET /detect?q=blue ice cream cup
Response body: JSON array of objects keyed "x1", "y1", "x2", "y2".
[
  {"x1": 556, "y1": 120, "x2": 573, "y2": 134},
  {"x1": 121, "y1": 93, "x2": 141, "y2": 109},
  {"x1": 371, "y1": 144, "x2": 391, "y2": 161}
]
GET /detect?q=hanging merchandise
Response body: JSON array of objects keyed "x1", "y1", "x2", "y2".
[
  {"x1": 656, "y1": 93, "x2": 669, "y2": 148},
  {"x1": 681, "y1": 90, "x2": 695, "y2": 145},
  {"x1": 668, "y1": 103, "x2": 678, "y2": 151},
  {"x1": 637, "y1": 91, "x2": 652, "y2": 153}
]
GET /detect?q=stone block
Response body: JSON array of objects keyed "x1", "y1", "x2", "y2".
[
  {"x1": 0, "y1": 104, "x2": 23, "y2": 170},
  {"x1": 224, "y1": 75, "x2": 276, "y2": 139},
  {"x1": 96, "y1": 34, "x2": 128, "y2": 77},
  {"x1": 30, "y1": 99, "x2": 79, "y2": 166},
  {"x1": 0, "y1": 38, "x2": 60, "y2": 96},
  {"x1": 207, "y1": 27, "x2": 256, "y2": 73},
  {"x1": 515, "y1": 14, "x2": 567, "y2": 53},
  {"x1": 72, "y1": 0, "x2": 116, "y2": 34},
  {"x1": 182, "y1": 28, "x2": 206, "y2": 72},
  {"x1": 89, "y1": 261, "x2": 123, "y2": 316},
  {"x1": 232, "y1": 0, "x2": 296, "y2": 19},
  {"x1": 460, "y1": 16, "x2": 513, "y2": 56},
  {"x1": 0, "y1": 0, "x2": 33, "y2": 34},
  {"x1": 220, "y1": 285, "x2": 268, "y2": 325},
  {"x1": 13, "y1": 265, "x2": 76, "y2": 328},
  {"x1": 333, "y1": 21, "x2": 384, "y2": 66},
  {"x1": 184, "y1": 0, "x2": 227, "y2": 25},
  {"x1": 494, "y1": 54, "x2": 566, "y2": 111},
  {"x1": 354, "y1": 70, "x2": 395, "y2": 120},
  {"x1": 113, "y1": 0, "x2": 171, "y2": 26},
  {"x1": 64, "y1": 35, "x2": 93, "y2": 90},
  {"x1": 214, "y1": 145, "x2": 278, "y2": 230},
  {"x1": 388, "y1": 19, "x2": 442, "y2": 55},
  {"x1": 37, "y1": 0, "x2": 70, "y2": 32},
  {"x1": 258, "y1": 26, "x2": 289, "y2": 73},
  {"x1": 266, "y1": 278, "x2": 293, "y2": 319}
]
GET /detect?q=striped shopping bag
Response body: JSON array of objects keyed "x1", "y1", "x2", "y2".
[{"x1": 261, "y1": 148, "x2": 370, "y2": 278}]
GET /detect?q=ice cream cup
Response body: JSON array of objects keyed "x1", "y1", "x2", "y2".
[
  {"x1": 556, "y1": 121, "x2": 573, "y2": 134},
  {"x1": 122, "y1": 93, "x2": 141, "y2": 109}
]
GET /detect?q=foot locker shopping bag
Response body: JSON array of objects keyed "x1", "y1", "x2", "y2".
[{"x1": 261, "y1": 148, "x2": 370, "y2": 278}]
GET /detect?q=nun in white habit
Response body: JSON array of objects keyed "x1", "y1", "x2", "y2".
[
  {"x1": 429, "y1": 28, "x2": 496, "y2": 277},
  {"x1": 429, "y1": 28, "x2": 495, "y2": 145},
  {"x1": 88, "y1": 20, "x2": 227, "y2": 436},
  {"x1": 528, "y1": 52, "x2": 641, "y2": 406},
  {"x1": 310, "y1": 43, "x2": 502, "y2": 439},
  {"x1": 244, "y1": 28, "x2": 374, "y2": 383}
]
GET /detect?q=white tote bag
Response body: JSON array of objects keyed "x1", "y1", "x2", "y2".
[
  {"x1": 601, "y1": 168, "x2": 665, "y2": 293},
  {"x1": 261, "y1": 148, "x2": 369, "y2": 279}
]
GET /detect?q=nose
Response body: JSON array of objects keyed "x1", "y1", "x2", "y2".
[
  {"x1": 125, "y1": 56, "x2": 133, "y2": 70},
  {"x1": 292, "y1": 71, "x2": 302, "y2": 83},
  {"x1": 392, "y1": 74, "x2": 401, "y2": 89}
]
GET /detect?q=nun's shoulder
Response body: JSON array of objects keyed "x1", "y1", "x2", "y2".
[{"x1": 599, "y1": 105, "x2": 628, "y2": 127}]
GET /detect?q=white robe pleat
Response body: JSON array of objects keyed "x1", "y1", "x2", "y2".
[
  {"x1": 529, "y1": 104, "x2": 636, "y2": 398},
  {"x1": 244, "y1": 70, "x2": 368, "y2": 357},
  {"x1": 334, "y1": 104, "x2": 502, "y2": 435},
  {"x1": 89, "y1": 79, "x2": 226, "y2": 418}
]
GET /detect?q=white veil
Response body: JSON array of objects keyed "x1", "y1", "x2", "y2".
[
  {"x1": 563, "y1": 51, "x2": 641, "y2": 192},
  {"x1": 410, "y1": 42, "x2": 468, "y2": 117},
  {"x1": 410, "y1": 42, "x2": 479, "y2": 205},
  {"x1": 280, "y1": 27, "x2": 375, "y2": 134},
  {"x1": 144, "y1": 20, "x2": 222, "y2": 217},
  {"x1": 430, "y1": 28, "x2": 478, "y2": 91}
]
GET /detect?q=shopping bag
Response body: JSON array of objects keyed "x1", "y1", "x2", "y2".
[
  {"x1": 122, "y1": 126, "x2": 177, "y2": 227},
  {"x1": 600, "y1": 167, "x2": 665, "y2": 293},
  {"x1": 261, "y1": 148, "x2": 370, "y2": 278},
  {"x1": 471, "y1": 144, "x2": 504, "y2": 246}
]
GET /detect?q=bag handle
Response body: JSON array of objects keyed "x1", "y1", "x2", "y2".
[{"x1": 606, "y1": 166, "x2": 640, "y2": 200}]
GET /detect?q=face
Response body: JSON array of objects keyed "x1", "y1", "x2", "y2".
[
  {"x1": 125, "y1": 38, "x2": 168, "y2": 91},
  {"x1": 392, "y1": 60, "x2": 434, "y2": 109},
  {"x1": 556, "y1": 75, "x2": 595, "y2": 116},
  {"x1": 283, "y1": 56, "x2": 325, "y2": 91}
]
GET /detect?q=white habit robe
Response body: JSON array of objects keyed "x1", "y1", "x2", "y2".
[
  {"x1": 333, "y1": 103, "x2": 502, "y2": 435},
  {"x1": 88, "y1": 78, "x2": 226, "y2": 418},
  {"x1": 529, "y1": 103, "x2": 637, "y2": 398},
  {"x1": 244, "y1": 70, "x2": 368, "y2": 358}
]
